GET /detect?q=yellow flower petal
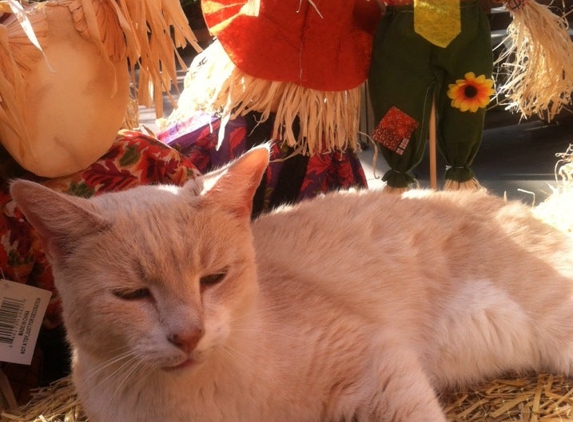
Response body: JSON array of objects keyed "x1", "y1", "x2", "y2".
[
  {"x1": 448, "y1": 73, "x2": 494, "y2": 113},
  {"x1": 464, "y1": 72, "x2": 476, "y2": 81}
]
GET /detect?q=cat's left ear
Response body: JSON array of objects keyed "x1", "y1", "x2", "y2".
[
  {"x1": 10, "y1": 180, "x2": 109, "y2": 263},
  {"x1": 202, "y1": 144, "x2": 270, "y2": 218}
]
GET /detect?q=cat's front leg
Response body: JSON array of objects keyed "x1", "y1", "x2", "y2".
[{"x1": 364, "y1": 350, "x2": 447, "y2": 422}]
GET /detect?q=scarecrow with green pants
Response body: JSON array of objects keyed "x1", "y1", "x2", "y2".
[{"x1": 368, "y1": 0, "x2": 498, "y2": 192}]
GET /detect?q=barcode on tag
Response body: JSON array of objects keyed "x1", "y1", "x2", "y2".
[
  {"x1": 0, "y1": 280, "x2": 51, "y2": 365},
  {"x1": 0, "y1": 297, "x2": 25, "y2": 346}
]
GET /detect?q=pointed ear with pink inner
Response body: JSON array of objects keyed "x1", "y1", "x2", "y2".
[
  {"x1": 9, "y1": 180, "x2": 109, "y2": 263},
  {"x1": 202, "y1": 144, "x2": 270, "y2": 218}
]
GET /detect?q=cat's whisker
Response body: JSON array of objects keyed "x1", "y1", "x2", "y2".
[
  {"x1": 91, "y1": 354, "x2": 145, "y2": 395},
  {"x1": 79, "y1": 348, "x2": 132, "y2": 382},
  {"x1": 77, "y1": 349, "x2": 136, "y2": 390},
  {"x1": 219, "y1": 343, "x2": 262, "y2": 368},
  {"x1": 112, "y1": 358, "x2": 148, "y2": 397},
  {"x1": 231, "y1": 327, "x2": 303, "y2": 341}
]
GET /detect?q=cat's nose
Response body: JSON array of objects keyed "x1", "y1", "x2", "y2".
[{"x1": 168, "y1": 327, "x2": 204, "y2": 353}]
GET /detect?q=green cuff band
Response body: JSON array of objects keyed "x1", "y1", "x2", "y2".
[
  {"x1": 382, "y1": 169, "x2": 417, "y2": 188},
  {"x1": 444, "y1": 166, "x2": 475, "y2": 183}
]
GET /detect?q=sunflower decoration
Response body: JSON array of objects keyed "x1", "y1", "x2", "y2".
[{"x1": 447, "y1": 72, "x2": 495, "y2": 113}]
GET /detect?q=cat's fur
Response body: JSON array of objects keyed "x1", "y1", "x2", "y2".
[{"x1": 10, "y1": 145, "x2": 573, "y2": 422}]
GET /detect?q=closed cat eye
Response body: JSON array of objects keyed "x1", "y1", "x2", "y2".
[
  {"x1": 200, "y1": 271, "x2": 227, "y2": 287},
  {"x1": 113, "y1": 288, "x2": 152, "y2": 300}
]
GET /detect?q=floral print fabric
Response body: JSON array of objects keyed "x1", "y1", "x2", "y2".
[
  {"x1": 158, "y1": 112, "x2": 368, "y2": 208},
  {"x1": 0, "y1": 130, "x2": 199, "y2": 328}
]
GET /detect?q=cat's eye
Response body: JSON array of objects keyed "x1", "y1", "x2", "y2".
[
  {"x1": 113, "y1": 288, "x2": 152, "y2": 301},
  {"x1": 200, "y1": 271, "x2": 227, "y2": 287}
]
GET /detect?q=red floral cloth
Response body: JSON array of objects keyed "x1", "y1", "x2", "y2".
[
  {"x1": 159, "y1": 112, "x2": 368, "y2": 209},
  {"x1": 0, "y1": 130, "x2": 199, "y2": 328}
]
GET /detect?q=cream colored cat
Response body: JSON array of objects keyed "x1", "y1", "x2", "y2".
[{"x1": 10, "y1": 145, "x2": 573, "y2": 422}]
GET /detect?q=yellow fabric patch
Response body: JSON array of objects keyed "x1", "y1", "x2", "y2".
[{"x1": 413, "y1": 0, "x2": 460, "y2": 48}]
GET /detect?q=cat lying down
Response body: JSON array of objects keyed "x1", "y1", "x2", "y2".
[{"x1": 10, "y1": 145, "x2": 573, "y2": 422}]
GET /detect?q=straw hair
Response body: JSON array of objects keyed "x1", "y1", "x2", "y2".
[
  {"x1": 66, "y1": 0, "x2": 200, "y2": 117},
  {"x1": 0, "y1": 5, "x2": 47, "y2": 159},
  {"x1": 0, "y1": 0, "x2": 200, "y2": 125},
  {"x1": 169, "y1": 40, "x2": 362, "y2": 155},
  {"x1": 495, "y1": 0, "x2": 573, "y2": 121}
]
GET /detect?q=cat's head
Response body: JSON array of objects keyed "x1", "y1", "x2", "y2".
[{"x1": 10, "y1": 145, "x2": 270, "y2": 373}]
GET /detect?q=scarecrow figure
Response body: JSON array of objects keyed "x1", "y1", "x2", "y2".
[
  {"x1": 368, "y1": 0, "x2": 573, "y2": 192},
  {"x1": 159, "y1": 0, "x2": 380, "y2": 215}
]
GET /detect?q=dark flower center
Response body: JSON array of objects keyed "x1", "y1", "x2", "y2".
[{"x1": 464, "y1": 85, "x2": 478, "y2": 98}]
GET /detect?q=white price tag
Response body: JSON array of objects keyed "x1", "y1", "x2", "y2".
[{"x1": 0, "y1": 280, "x2": 52, "y2": 365}]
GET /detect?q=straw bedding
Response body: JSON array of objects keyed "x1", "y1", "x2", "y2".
[
  {"x1": 3, "y1": 372, "x2": 573, "y2": 421},
  {"x1": 2, "y1": 147, "x2": 573, "y2": 422}
]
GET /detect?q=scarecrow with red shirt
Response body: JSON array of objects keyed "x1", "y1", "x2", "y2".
[
  {"x1": 159, "y1": 0, "x2": 380, "y2": 214},
  {"x1": 368, "y1": 0, "x2": 573, "y2": 192}
]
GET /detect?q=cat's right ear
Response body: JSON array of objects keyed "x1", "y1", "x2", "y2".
[
  {"x1": 10, "y1": 180, "x2": 109, "y2": 263},
  {"x1": 201, "y1": 145, "x2": 270, "y2": 218}
]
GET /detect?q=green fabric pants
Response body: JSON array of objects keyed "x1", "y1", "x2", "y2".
[{"x1": 368, "y1": 1, "x2": 493, "y2": 188}]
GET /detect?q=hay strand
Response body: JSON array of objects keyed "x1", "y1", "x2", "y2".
[
  {"x1": 0, "y1": 377, "x2": 85, "y2": 422},
  {"x1": 441, "y1": 374, "x2": 573, "y2": 421},
  {"x1": 6, "y1": 373, "x2": 573, "y2": 421}
]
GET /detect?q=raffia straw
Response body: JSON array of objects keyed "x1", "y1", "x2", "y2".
[
  {"x1": 533, "y1": 144, "x2": 573, "y2": 236},
  {"x1": 496, "y1": 0, "x2": 573, "y2": 121},
  {"x1": 168, "y1": 40, "x2": 362, "y2": 155},
  {"x1": 554, "y1": 144, "x2": 573, "y2": 184},
  {"x1": 443, "y1": 178, "x2": 483, "y2": 192}
]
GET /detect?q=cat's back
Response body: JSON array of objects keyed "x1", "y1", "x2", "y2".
[
  {"x1": 251, "y1": 187, "x2": 560, "y2": 266},
  {"x1": 252, "y1": 188, "x2": 573, "y2": 316}
]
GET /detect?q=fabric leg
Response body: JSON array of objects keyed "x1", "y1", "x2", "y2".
[
  {"x1": 433, "y1": 1, "x2": 494, "y2": 184},
  {"x1": 368, "y1": 9, "x2": 435, "y2": 189}
]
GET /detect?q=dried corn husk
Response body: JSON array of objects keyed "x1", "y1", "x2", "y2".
[
  {"x1": 496, "y1": 0, "x2": 573, "y2": 121},
  {"x1": 166, "y1": 40, "x2": 362, "y2": 156},
  {"x1": 0, "y1": 0, "x2": 200, "y2": 177}
]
